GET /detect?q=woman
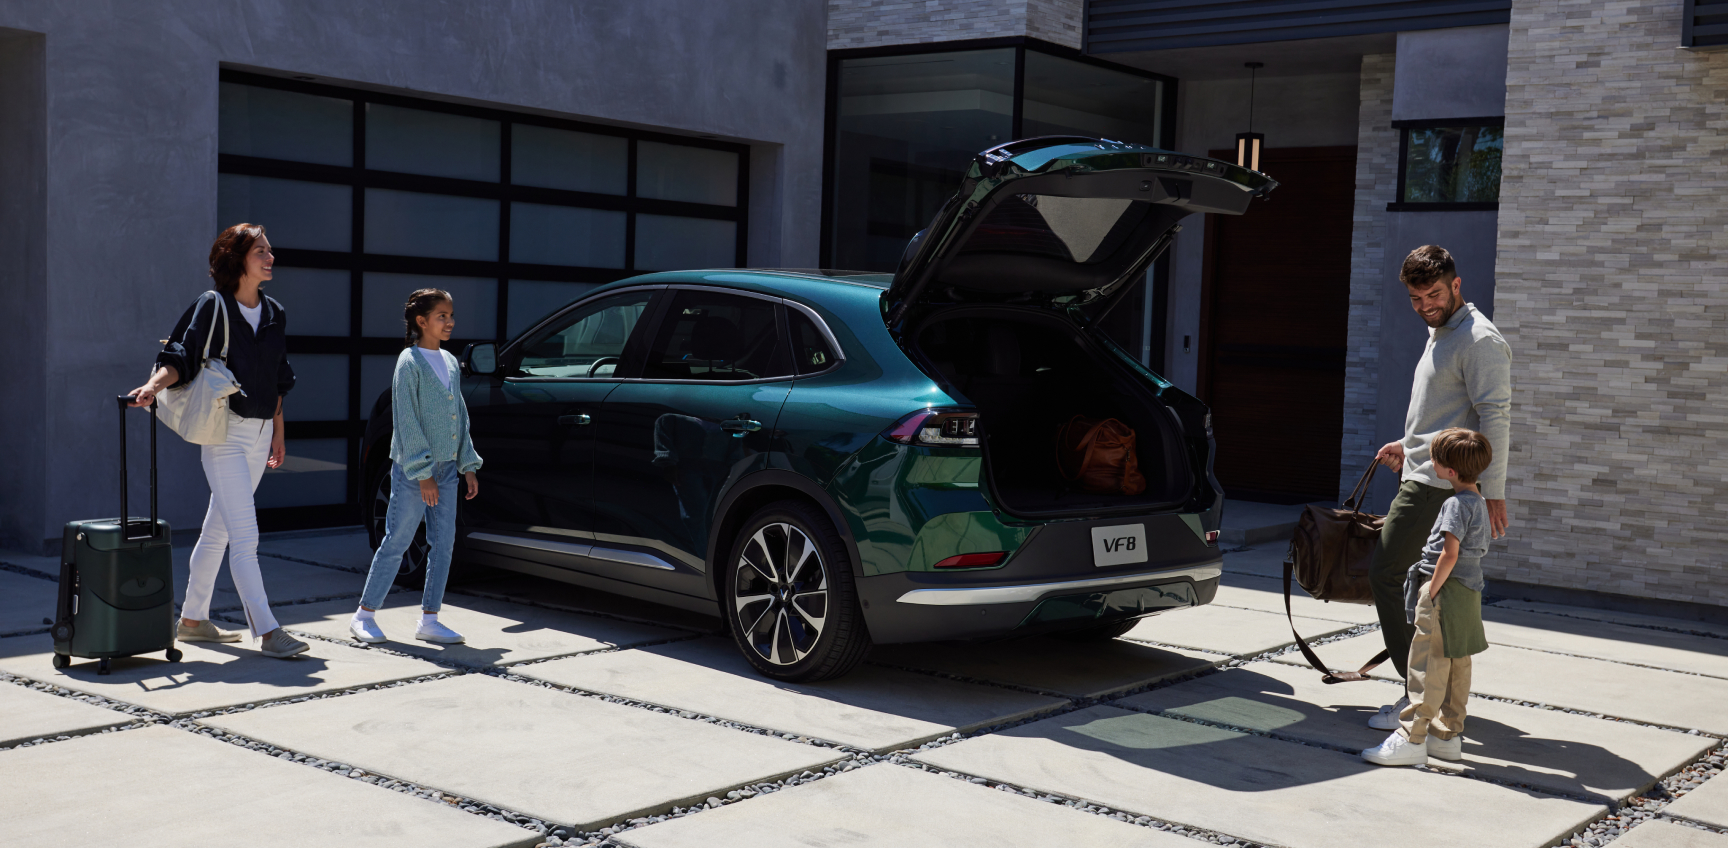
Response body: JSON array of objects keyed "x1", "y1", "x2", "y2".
[{"x1": 127, "y1": 223, "x2": 308, "y2": 658}]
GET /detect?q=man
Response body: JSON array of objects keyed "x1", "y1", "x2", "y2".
[{"x1": 1366, "y1": 245, "x2": 1512, "y2": 732}]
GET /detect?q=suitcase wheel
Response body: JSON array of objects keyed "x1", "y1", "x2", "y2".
[
  {"x1": 166, "y1": 648, "x2": 183, "y2": 663},
  {"x1": 51, "y1": 653, "x2": 69, "y2": 670},
  {"x1": 97, "y1": 658, "x2": 111, "y2": 676}
]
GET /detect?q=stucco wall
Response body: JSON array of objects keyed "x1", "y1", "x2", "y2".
[
  {"x1": 1492, "y1": 0, "x2": 1728, "y2": 606},
  {"x1": 827, "y1": 0, "x2": 1083, "y2": 50},
  {"x1": 0, "y1": 0, "x2": 827, "y2": 550}
]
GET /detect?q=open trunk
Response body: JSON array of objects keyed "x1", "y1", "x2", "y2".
[{"x1": 914, "y1": 307, "x2": 1194, "y2": 518}]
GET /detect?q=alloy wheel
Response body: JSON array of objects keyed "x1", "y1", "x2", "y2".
[{"x1": 732, "y1": 522, "x2": 829, "y2": 666}]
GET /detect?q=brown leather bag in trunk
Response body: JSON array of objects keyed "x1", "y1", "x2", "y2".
[
  {"x1": 1281, "y1": 460, "x2": 1391, "y2": 683},
  {"x1": 1055, "y1": 416, "x2": 1146, "y2": 495}
]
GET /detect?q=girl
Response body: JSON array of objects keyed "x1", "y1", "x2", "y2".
[
  {"x1": 128, "y1": 223, "x2": 308, "y2": 658},
  {"x1": 349, "y1": 289, "x2": 483, "y2": 644}
]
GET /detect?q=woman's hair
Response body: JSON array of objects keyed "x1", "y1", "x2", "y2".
[
  {"x1": 403, "y1": 288, "x2": 453, "y2": 347},
  {"x1": 209, "y1": 223, "x2": 267, "y2": 294}
]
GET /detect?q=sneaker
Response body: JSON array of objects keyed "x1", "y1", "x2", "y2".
[
  {"x1": 1427, "y1": 734, "x2": 1463, "y2": 762},
  {"x1": 415, "y1": 620, "x2": 465, "y2": 644},
  {"x1": 176, "y1": 619, "x2": 241, "y2": 643},
  {"x1": 1362, "y1": 730, "x2": 1428, "y2": 766},
  {"x1": 1368, "y1": 694, "x2": 1410, "y2": 730},
  {"x1": 349, "y1": 617, "x2": 387, "y2": 644},
  {"x1": 258, "y1": 629, "x2": 309, "y2": 658}
]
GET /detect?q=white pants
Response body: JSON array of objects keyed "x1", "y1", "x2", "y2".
[{"x1": 182, "y1": 412, "x2": 279, "y2": 637}]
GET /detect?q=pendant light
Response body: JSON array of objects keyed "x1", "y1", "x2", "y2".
[{"x1": 1236, "y1": 62, "x2": 1265, "y2": 172}]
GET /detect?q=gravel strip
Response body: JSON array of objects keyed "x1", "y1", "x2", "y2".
[
  {"x1": 1492, "y1": 605, "x2": 1728, "y2": 642},
  {"x1": 1566, "y1": 741, "x2": 1727, "y2": 846},
  {"x1": 0, "y1": 560, "x2": 56, "y2": 581},
  {"x1": 257, "y1": 550, "x2": 368, "y2": 574}
]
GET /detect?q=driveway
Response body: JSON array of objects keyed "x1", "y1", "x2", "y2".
[{"x1": 1, "y1": 534, "x2": 1724, "y2": 848}]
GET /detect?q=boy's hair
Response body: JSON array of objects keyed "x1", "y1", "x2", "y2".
[
  {"x1": 1400, "y1": 244, "x2": 1457, "y2": 289},
  {"x1": 1431, "y1": 427, "x2": 1491, "y2": 484}
]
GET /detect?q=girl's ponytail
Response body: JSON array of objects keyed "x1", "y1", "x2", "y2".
[{"x1": 403, "y1": 288, "x2": 453, "y2": 348}]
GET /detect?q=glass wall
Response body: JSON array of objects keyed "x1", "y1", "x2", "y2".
[
  {"x1": 217, "y1": 72, "x2": 748, "y2": 527},
  {"x1": 1399, "y1": 123, "x2": 1503, "y2": 204},
  {"x1": 827, "y1": 45, "x2": 1168, "y2": 272}
]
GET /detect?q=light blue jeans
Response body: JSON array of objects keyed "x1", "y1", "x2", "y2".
[{"x1": 361, "y1": 461, "x2": 457, "y2": 612}]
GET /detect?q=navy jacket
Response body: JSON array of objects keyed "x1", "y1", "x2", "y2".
[{"x1": 156, "y1": 291, "x2": 295, "y2": 420}]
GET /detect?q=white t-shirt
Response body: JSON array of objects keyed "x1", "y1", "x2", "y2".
[
  {"x1": 417, "y1": 347, "x2": 451, "y2": 389},
  {"x1": 238, "y1": 299, "x2": 263, "y2": 332}
]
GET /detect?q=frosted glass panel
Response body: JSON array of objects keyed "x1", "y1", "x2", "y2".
[
  {"x1": 257, "y1": 439, "x2": 348, "y2": 507},
  {"x1": 219, "y1": 83, "x2": 352, "y2": 166},
  {"x1": 217, "y1": 175, "x2": 351, "y2": 252},
  {"x1": 287, "y1": 354, "x2": 350, "y2": 421},
  {"x1": 510, "y1": 204, "x2": 625, "y2": 268},
  {"x1": 508, "y1": 280, "x2": 599, "y2": 338},
  {"x1": 268, "y1": 268, "x2": 350, "y2": 336},
  {"x1": 365, "y1": 189, "x2": 499, "y2": 261},
  {"x1": 638, "y1": 142, "x2": 738, "y2": 206},
  {"x1": 365, "y1": 103, "x2": 499, "y2": 181},
  {"x1": 360, "y1": 354, "x2": 398, "y2": 414},
  {"x1": 512, "y1": 125, "x2": 626, "y2": 195},
  {"x1": 363, "y1": 273, "x2": 497, "y2": 340},
  {"x1": 634, "y1": 214, "x2": 737, "y2": 271}
]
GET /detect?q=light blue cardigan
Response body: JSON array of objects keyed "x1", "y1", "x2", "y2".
[{"x1": 389, "y1": 347, "x2": 483, "y2": 481}]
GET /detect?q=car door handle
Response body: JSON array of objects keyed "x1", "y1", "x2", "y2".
[
  {"x1": 720, "y1": 417, "x2": 762, "y2": 438},
  {"x1": 557, "y1": 413, "x2": 591, "y2": 427}
]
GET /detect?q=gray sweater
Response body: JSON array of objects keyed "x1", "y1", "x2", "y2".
[
  {"x1": 388, "y1": 347, "x2": 483, "y2": 481},
  {"x1": 1401, "y1": 303, "x2": 1513, "y2": 499}
]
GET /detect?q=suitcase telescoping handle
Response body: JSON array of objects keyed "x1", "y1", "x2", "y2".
[{"x1": 115, "y1": 395, "x2": 158, "y2": 542}]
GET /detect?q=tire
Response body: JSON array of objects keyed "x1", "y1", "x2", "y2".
[
  {"x1": 724, "y1": 500, "x2": 871, "y2": 682},
  {"x1": 1051, "y1": 619, "x2": 1140, "y2": 642},
  {"x1": 51, "y1": 653, "x2": 69, "y2": 670},
  {"x1": 367, "y1": 460, "x2": 431, "y2": 591}
]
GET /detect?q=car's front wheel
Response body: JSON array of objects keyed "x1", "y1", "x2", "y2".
[
  {"x1": 724, "y1": 500, "x2": 870, "y2": 682},
  {"x1": 367, "y1": 461, "x2": 431, "y2": 591}
]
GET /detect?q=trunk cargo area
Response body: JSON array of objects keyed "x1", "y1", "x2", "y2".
[{"x1": 914, "y1": 308, "x2": 1194, "y2": 517}]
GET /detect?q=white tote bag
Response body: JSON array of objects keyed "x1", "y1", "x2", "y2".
[{"x1": 155, "y1": 293, "x2": 246, "y2": 445}]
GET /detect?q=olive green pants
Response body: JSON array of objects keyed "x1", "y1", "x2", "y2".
[{"x1": 1370, "y1": 479, "x2": 1452, "y2": 679}]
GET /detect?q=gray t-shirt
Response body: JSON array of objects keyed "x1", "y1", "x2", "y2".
[{"x1": 1405, "y1": 490, "x2": 1490, "y2": 622}]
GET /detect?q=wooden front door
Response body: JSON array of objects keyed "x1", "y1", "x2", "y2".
[{"x1": 1200, "y1": 146, "x2": 1355, "y2": 503}]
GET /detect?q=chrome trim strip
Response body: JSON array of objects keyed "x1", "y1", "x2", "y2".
[
  {"x1": 466, "y1": 532, "x2": 677, "y2": 572},
  {"x1": 584, "y1": 546, "x2": 678, "y2": 571},
  {"x1": 894, "y1": 561, "x2": 1222, "y2": 606},
  {"x1": 781, "y1": 298, "x2": 848, "y2": 367}
]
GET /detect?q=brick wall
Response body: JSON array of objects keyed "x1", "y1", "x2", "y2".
[
  {"x1": 828, "y1": 0, "x2": 1082, "y2": 50},
  {"x1": 1493, "y1": 0, "x2": 1728, "y2": 606},
  {"x1": 1339, "y1": 53, "x2": 1399, "y2": 500}
]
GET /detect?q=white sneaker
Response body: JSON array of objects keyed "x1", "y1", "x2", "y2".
[
  {"x1": 1368, "y1": 695, "x2": 1410, "y2": 730},
  {"x1": 1362, "y1": 730, "x2": 1428, "y2": 766},
  {"x1": 348, "y1": 617, "x2": 386, "y2": 644},
  {"x1": 415, "y1": 620, "x2": 464, "y2": 644},
  {"x1": 1427, "y1": 735, "x2": 1463, "y2": 762}
]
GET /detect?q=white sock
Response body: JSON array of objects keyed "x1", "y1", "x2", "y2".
[
  {"x1": 421, "y1": 613, "x2": 438, "y2": 627},
  {"x1": 353, "y1": 608, "x2": 376, "y2": 622}
]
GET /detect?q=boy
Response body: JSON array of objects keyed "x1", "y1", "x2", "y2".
[{"x1": 1362, "y1": 427, "x2": 1493, "y2": 766}]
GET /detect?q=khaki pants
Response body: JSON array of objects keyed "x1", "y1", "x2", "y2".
[{"x1": 1400, "y1": 580, "x2": 1471, "y2": 743}]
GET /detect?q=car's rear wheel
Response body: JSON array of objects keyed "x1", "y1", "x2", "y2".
[
  {"x1": 724, "y1": 500, "x2": 870, "y2": 682},
  {"x1": 367, "y1": 461, "x2": 431, "y2": 591},
  {"x1": 1051, "y1": 619, "x2": 1140, "y2": 642}
]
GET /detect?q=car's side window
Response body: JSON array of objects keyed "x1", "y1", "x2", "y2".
[
  {"x1": 641, "y1": 289, "x2": 790, "y2": 381},
  {"x1": 513, "y1": 290, "x2": 654, "y2": 378},
  {"x1": 788, "y1": 308, "x2": 837, "y2": 374}
]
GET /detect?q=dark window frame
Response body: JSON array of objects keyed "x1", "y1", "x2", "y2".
[
  {"x1": 1388, "y1": 116, "x2": 1505, "y2": 212},
  {"x1": 218, "y1": 70, "x2": 750, "y2": 530},
  {"x1": 1685, "y1": 0, "x2": 1728, "y2": 49}
]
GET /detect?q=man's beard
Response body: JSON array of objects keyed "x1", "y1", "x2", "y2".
[{"x1": 1424, "y1": 291, "x2": 1464, "y2": 328}]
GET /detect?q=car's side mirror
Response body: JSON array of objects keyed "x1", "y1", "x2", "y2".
[{"x1": 463, "y1": 343, "x2": 498, "y2": 376}]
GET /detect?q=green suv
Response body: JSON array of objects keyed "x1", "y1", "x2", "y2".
[{"x1": 363, "y1": 136, "x2": 1277, "y2": 681}]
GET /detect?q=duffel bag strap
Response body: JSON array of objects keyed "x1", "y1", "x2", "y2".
[{"x1": 1283, "y1": 557, "x2": 1390, "y2": 684}]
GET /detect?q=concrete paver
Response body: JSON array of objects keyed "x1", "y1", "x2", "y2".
[
  {"x1": 1120, "y1": 661, "x2": 1713, "y2": 804},
  {"x1": 1667, "y1": 774, "x2": 1728, "y2": 830},
  {"x1": 262, "y1": 595, "x2": 683, "y2": 668},
  {"x1": 457, "y1": 574, "x2": 725, "y2": 634},
  {"x1": 614, "y1": 761, "x2": 1196, "y2": 848},
  {"x1": 0, "y1": 634, "x2": 440, "y2": 716},
  {"x1": 1214, "y1": 571, "x2": 1382, "y2": 624},
  {"x1": 1119, "y1": 603, "x2": 1355, "y2": 658},
  {"x1": 0, "y1": 725, "x2": 535, "y2": 848},
  {"x1": 1612, "y1": 822, "x2": 1728, "y2": 848},
  {"x1": 1490, "y1": 600, "x2": 1728, "y2": 640},
  {"x1": 1218, "y1": 544, "x2": 1286, "y2": 578},
  {"x1": 913, "y1": 706, "x2": 1605, "y2": 848},
  {"x1": 1272, "y1": 633, "x2": 1728, "y2": 734},
  {"x1": 175, "y1": 551, "x2": 363, "y2": 610},
  {"x1": 257, "y1": 527, "x2": 376, "y2": 571},
  {"x1": 520, "y1": 637, "x2": 1066, "y2": 752},
  {"x1": 0, "y1": 681, "x2": 130, "y2": 747},
  {"x1": 1480, "y1": 606, "x2": 1728, "y2": 680},
  {"x1": 868, "y1": 637, "x2": 1226, "y2": 699},
  {"x1": 203, "y1": 673, "x2": 845, "y2": 829},
  {"x1": 0, "y1": 569, "x2": 58, "y2": 635}
]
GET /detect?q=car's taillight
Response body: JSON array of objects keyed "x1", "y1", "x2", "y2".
[
  {"x1": 934, "y1": 551, "x2": 1007, "y2": 568},
  {"x1": 884, "y1": 409, "x2": 981, "y2": 448}
]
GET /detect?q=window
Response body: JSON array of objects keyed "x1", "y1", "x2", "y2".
[
  {"x1": 218, "y1": 71, "x2": 748, "y2": 528},
  {"x1": 515, "y1": 291, "x2": 654, "y2": 379},
  {"x1": 1684, "y1": 0, "x2": 1728, "y2": 50},
  {"x1": 788, "y1": 308, "x2": 838, "y2": 374},
  {"x1": 642, "y1": 290, "x2": 788, "y2": 382},
  {"x1": 1392, "y1": 119, "x2": 1504, "y2": 210}
]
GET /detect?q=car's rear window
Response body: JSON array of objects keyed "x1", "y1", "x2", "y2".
[{"x1": 641, "y1": 290, "x2": 791, "y2": 381}]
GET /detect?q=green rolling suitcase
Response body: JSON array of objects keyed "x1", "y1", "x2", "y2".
[{"x1": 50, "y1": 397, "x2": 181, "y2": 674}]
